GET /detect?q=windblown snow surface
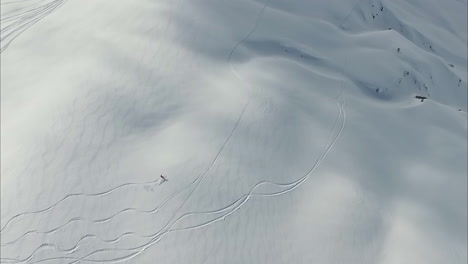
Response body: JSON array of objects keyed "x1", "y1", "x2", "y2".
[{"x1": 1, "y1": 0, "x2": 467, "y2": 263}]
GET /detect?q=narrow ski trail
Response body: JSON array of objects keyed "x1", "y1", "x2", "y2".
[{"x1": 0, "y1": 0, "x2": 69, "y2": 53}]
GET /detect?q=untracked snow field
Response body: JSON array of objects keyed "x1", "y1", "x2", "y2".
[{"x1": 1, "y1": 0, "x2": 467, "y2": 263}]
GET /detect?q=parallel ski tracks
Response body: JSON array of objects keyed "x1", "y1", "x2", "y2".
[
  {"x1": 1, "y1": 0, "x2": 348, "y2": 262},
  {"x1": 1, "y1": 0, "x2": 69, "y2": 53}
]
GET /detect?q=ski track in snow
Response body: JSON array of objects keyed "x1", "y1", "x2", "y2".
[
  {"x1": 0, "y1": 85, "x2": 249, "y2": 261},
  {"x1": 0, "y1": 179, "x2": 161, "y2": 235},
  {"x1": 0, "y1": 101, "x2": 249, "y2": 263},
  {"x1": 0, "y1": 0, "x2": 69, "y2": 53},
  {"x1": 3, "y1": 96, "x2": 346, "y2": 264},
  {"x1": 227, "y1": 0, "x2": 272, "y2": 82},
  {"x1": 0, "y1": 0, "x2": 350, "y2": 263},
  {"x1": 1, "y1": 96, "x2": 345, "y2": 264}
]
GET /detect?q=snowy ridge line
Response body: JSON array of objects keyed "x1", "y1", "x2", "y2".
[
  {"x1": 339, "y1": 0, "x2": 367, "y2": 28},
  {"x1": 16, "y1": 94, "x2": 345, "y2": 264},
  {"x1": 0, "y1": 102, "x2": 249, "y2": 263},
  {"x1": 427, "y1": 99, "x2": 468, "y2": 114},
  {"x1": 0, "y1": 0, "x2": 68, "y2": 53},
  {"x1": 0, "y1": 178, "x2": 162, "y2": 235}
]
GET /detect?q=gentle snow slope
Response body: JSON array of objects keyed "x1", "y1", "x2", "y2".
[{"x1": 1, "y1": 0, "x2": 466, "y2": 263}]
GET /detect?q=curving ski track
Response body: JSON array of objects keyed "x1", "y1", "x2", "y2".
[
  {"x1": 0, "y1": 0, "x2": 69, "y2": 53},
  {"x1": 0, "y1": 178, "x2": 161, "y2": 234}
]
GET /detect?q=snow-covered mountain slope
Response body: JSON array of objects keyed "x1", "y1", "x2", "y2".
[{"x1": 1, "y1": 0, "x2": 466, "y2": 263}]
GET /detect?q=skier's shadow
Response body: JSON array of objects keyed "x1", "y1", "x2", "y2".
[{"x1": 144, "y1": 176, "x2": 168, "y2": 192}]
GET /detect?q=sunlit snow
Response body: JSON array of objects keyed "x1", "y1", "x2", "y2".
[{"x1": 1, "y1": 0, "x2": 466, "y2": 263}]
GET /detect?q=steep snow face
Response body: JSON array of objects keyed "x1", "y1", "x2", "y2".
[{"x1": 1, "y1": 0, "x2": 466, "y2": 263}]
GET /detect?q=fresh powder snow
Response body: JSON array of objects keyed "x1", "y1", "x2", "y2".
[{"x1": 1, "y1": 0, "x2": 466, "y2": 263}]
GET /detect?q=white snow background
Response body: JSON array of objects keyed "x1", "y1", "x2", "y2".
[{"x1": 1, "y1": 0, "x2": 467, "y2": 263}]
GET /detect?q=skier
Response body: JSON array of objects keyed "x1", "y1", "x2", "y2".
[{"x1": 160, "y1": 175, "x2": 168, "y2": 182}]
